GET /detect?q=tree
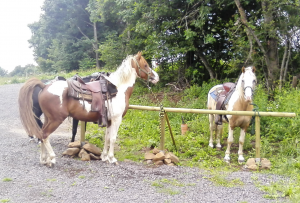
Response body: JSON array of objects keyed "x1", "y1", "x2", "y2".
[{"x1": 0, "y1": 67, "x2": 7, "y2": 77}]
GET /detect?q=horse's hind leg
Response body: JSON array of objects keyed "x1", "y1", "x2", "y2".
[
  {"x1": 209, "y1": 114, "x2": 222, "y2": 149},
  {"x1": 208, "y1": 114, "x2": 215, "y2": 148},
  {"x1": 40, "y1": 142, "x2": 48, "y2": 165},
  {"x1": 237, "y1": 128, "x2": 246, "y2": 162},
  {"x1": 224, "y1": 126, "x2": 234, "y2": 162},
  {"x1": 43, "y1": 137, "x2": 56, "y2": 167},
  {"x1": 41, "y1": 119, "x2": 64, "y2": 167},
  {"x1": 216, "y1": 124, "x2": 223, "y2": 149}
]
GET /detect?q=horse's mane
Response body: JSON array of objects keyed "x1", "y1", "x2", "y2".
[
  {"x1": 236, "y1": 66, "x2": 256, "y2": 97},
  {"x1": 109, "y1": 55, "x2": 136, "y2": 88}
]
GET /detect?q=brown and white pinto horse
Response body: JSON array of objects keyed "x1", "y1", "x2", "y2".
[
  {"x1": 19, "y1": 52, "x2": 159, "y2": 167},
  {"x1": 207, "y1": 66, "x2": 257, "y2": 163}
]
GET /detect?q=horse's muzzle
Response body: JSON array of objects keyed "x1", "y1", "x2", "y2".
[{"x1": 245, "y1": 96, "x2": 252, "y2": 102}]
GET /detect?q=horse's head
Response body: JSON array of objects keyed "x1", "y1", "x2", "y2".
[
  {"x1": 132, "y1": 52, "x2": 159, "y2": 84},
  {"x1": 240, "y1": 66, "x2": 257, "y2": 102}
]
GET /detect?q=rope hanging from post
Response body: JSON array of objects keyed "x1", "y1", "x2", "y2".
[
  {"x1": 159, "y1": 104, "x2": 177, "y2": 151},
  {"x1": 250, "y1": 103, "x2": 260, "y2": 135}
]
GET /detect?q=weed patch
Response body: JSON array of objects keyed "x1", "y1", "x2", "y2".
[
  {"x1": 2, "y1": 178, "x2": 12, "y2": 182},
  {"x1": 148, "y1": 178, "x2": 195, "y2": 195},
  {"x1": 203, "y1": 170, "x2": 244, "y2": 187}
]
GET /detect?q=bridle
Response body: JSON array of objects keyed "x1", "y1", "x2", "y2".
[
  {"x1": 242, "y1": 78, "x2": 256, "y2": 99},
  {"x1": 132, "y1": 56, "x2": 152, "y2": 87}
]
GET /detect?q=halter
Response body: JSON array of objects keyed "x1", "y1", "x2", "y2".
[
  {"x1": 244, "y1": 86, "x2": 254, "y2": 96},
  {"x1": 132, "y1": 56, "x2": 152, "y2": 87}
]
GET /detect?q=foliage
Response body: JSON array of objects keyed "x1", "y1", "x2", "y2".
[
  {"x1": 0, "y1": 67, "x2": 8, "y2": 77},
  {"x1": 28, "y1": 0, "x2": 300, "y2": 89},
  {"x1": 9, "y1": 64, "x2": 39, "y2": 77}
]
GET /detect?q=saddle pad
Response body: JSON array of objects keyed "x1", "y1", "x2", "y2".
[{"x1": 210, "y1": 87, "x2": 224, "y2": 102}]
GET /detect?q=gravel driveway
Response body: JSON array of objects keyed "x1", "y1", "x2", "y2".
[{"x1": 0, "y1": 83, "x2": 287, "y2": 203}]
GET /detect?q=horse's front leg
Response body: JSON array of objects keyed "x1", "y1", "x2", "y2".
[
  {"x1": 238, "y1": 128, "x2": 246, "y2": 163},
  {"x1": 101, "y1": 125, "x2": 111, "y2": 162},
  {"x1": 224, "y1": 125, "x2": 234, "y2": 162},
  {"x1": 107, "y1": 116, "x2": 122, "y2": 164}
]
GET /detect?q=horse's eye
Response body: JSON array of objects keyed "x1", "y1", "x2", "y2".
[
  {"x1": 242, "y1": 80, "x2": 244, "y2": 83},
  {"x1": 253, "y1": 80, "x2": 256, "y2": 83}
]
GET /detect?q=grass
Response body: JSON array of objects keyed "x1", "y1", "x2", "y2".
[
  {"x1": 148, "y1": 178, "x2": 195, "y2": 195},
  {"x1": 2, "y1": 178, "x2": 12, "y2": 182},
  {"x1": 47, "y1": 178, "x2": 57, "y2": 182},
  {"x1": 0, "y1": 199, "x2": 10, "y2": 203},
  {"x1": 203, "y1": 170, "x2": 244, "y2": 187}
]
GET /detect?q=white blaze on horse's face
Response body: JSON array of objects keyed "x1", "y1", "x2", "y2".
[
  {"x1": 241, "y1": 66, "x2": 257, "y2": 102},
  {"x1": 150, "y1": 69, "x2": 159, "y2": 84}
]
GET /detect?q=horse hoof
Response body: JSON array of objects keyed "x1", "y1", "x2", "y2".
[
  {"x1": 114, "y1": 162, "x2": 119, "y2": 166},
  {"x1": 224, "y1": 155, "x2": 230, "y2": 163},
  {"x1": 216, "y1": 147, "x2": 222, "y2": 151},
  {"x1": 208, "y1": 143, "x2": 214, "y2": 148}
]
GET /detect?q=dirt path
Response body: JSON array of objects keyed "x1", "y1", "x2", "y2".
[{"x1": 0, "y1": 83, "x2": 287, "y2": 203}]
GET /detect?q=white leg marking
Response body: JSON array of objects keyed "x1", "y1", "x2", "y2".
[
  {"x1": 107, "y1": 116, "x2": 122, "y2": 163},
  {"x1": 224, "y1": 126, "x2": 234, "y2": 162},
  {"x1": 43, "y1": 138, "x2": 56, "y2": 167},
  {"x1": 216, "y1": 124, "x2": 223, "y2": 149},
  {"x1": 101, "y1": 126, "x2": 111, "y2": 162},
  {"x1": 40, "y1": 142, "x2": 47, "y2": 165},
  {"x1": 238, "y1": 129, "x2": 246, "y2": 162}
]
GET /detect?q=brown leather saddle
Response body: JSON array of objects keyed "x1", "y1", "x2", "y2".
[
  {"x1": 67, "y1": 74, "x2": 118, "y2": 127},
  {"x1": 214, "y1": 82, "x2": 236, "y2": 125}
]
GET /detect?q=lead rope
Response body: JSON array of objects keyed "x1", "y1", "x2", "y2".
[{"x1": 250, "y1": 103, "x2": 260, "y2": 135}]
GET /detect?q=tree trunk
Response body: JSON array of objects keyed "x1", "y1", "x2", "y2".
[
  {"x1": 93, "y1": 22, "x2": 100, "y2": 69},
  {"x1": 279, "y1": 38, "x2": 288, "y2": 90},
  {"x1": 283, "y1": 41, "x2": 291, "y2": 81},
  {"x1": 262, "y1": 0, "x2": 280, "y2": 89},
  {"x1": 198, "y1": 53, "x2": 215, "y2": 79},
  {"x1": 235, "y1": 0, "x2": 280, "y2": 89}
]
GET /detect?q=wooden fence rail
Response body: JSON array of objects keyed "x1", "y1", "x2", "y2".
[
  {"x1": 80, "y1": 105, "x2": 296, "y2": 163},
  {"x1": 128, "y1": 105, "x2": 296, "y2": 163}
]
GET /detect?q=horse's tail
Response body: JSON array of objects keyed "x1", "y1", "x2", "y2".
[{"x1": 19, "y1": 78, "x2": 45, "y2": 140}]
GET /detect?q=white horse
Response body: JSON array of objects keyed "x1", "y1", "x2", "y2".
[
  {"x1": 207, "y1": 66, "x2": 257, "y2": 162},
  {"x1": 19, "y1": 52, "x2": 159, "y2": 166}
]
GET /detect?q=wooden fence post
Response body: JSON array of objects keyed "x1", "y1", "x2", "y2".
[{"x1": 255, "y1": 116, "x2": 261, "y2": 163}]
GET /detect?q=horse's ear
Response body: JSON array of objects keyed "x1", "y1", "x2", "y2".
[
  {"x1": 136, "y1": 51, "x2": 142, "y2": 60},
  {"x1": 242, "y1": 67, "x2": 245, "y2": 73},
  {"x1": 252, "y1": 66, "x2": 256, "y2": 73}
]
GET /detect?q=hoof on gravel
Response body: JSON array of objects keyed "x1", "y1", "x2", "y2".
[
  {"x1": 238, "y1": 155, "x2": 245, "y2": 163},
  {"x1": 47, "y1": 163, "x2": 55, "y2": 168},
  {"x1": 114, "y1": 162, "x2": 119, "y2": 166},
  {"x1": 224, "y1": 155, "x2": 230, "y2": 163}
]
